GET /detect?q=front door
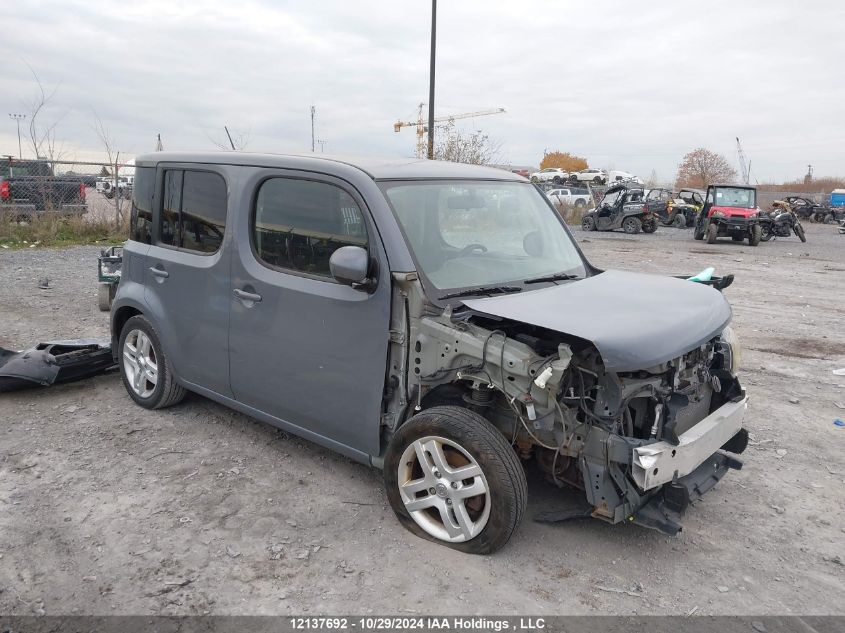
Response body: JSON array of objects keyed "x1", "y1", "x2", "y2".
[
  {"x1": 145, "y1": 165, "x2": 232, "y2": 397},
  {"x1": 228, "y1": 170, "x2": 391, "y2": 458}
]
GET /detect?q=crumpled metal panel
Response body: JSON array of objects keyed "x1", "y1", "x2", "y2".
[
  {"x1": 463, "y1": 270, "x2": 732, "y2": 372},
  {"x1": 0, "y1": 339, "x2": 115, "y2": 392}
]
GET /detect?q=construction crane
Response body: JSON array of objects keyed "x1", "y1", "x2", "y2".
[
  {"x1": 394, "y1": 103, "x2": 505, "y2": 158},
  {"x1": 736, "y1": 137, "x2": 751, "y2": 185}
]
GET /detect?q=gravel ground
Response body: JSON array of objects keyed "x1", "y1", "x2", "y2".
[{"x1": 0, "y1": 222, "x2": 843, "y2": 616}]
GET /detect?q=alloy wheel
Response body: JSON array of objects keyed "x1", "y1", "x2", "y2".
[
  {"x1": 122, "y1": 329, "x2": 158, "y2": 398},
  {"x1": 397, "y1": 435, "x2": 490, "y2": 543}
]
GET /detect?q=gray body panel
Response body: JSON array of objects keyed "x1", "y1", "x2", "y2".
[
  {"x1": 143, "y1": 163, "x2": 233, "y2": 397},
  {"x1": 463, "y1": 270, "x2": 732, "y2": 372},
  {"x1": 227, "y1": 167, "x2": 391, "y2": 457}
]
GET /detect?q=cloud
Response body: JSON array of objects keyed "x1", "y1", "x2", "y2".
[{"x1": 0, "y1": 0, "x2": 842, "y2": 182}]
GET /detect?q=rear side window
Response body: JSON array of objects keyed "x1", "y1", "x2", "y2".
[
  {"x1": 158, "y1": 169, "x2": 227, "y2": 253},
  {"x1": 253, "y1": 178, "x2": 367, "y2": 278},
  {"x1": 130, "y1": 167, "x2": 154, "y2": 244}
]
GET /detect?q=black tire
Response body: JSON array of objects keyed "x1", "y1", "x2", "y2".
[
  {"x1": 574, "y1": 199, "x2": 586, "y2": 209},
  {"x1": 760, "y1": 226, "x2": 773, "y2": 242},
  {"x1": 706, "y1": 223, "x2": 718, "y2": 244},
  {"x1": 384, "y1": 406, "x2": 527, "y2": 554},
  {"x1": 552, "y1": 176, "x2": 561, "y2": 184},
  {"x1": 118, "y1": 315, "x2": 186, "y2": 409},
  {"x1": 672, "y1": 214, "x2": 686, "y2": 229},
  {"x1": 97, "y1": 282, "x2": 114, "y2": 311},
  {"x1": 795, "y1": 223, "x2": 806, "y2": 243},
  {"x1": 749, "y1": 224, "x2": 762, "y2": 246},
  {"x1": 622, "y1": 216, "x2": 642, "y2": 234},
  {"x1": 592, "y1": 176, "x2": 602, "y2": 184},
  {"x1": 642, "y1": 218, "x2": 657, "y2": 233},
  {"x1": 693, "y1": 223, "x2": 704, "y2": 240},
  {"x1": 581, "y1": 215, "x2": 596, "y2": 231}
]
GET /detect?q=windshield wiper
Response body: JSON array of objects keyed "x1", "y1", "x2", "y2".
[
  {"x1": 438, "y1": 285, "x2": 523, "y2": 300},
  {"x1": 523, "y1": 272, "x2": 580, "y2": 284}
]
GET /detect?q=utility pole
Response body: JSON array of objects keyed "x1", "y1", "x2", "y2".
[
  {"x1": 427, "y1": 0, "x2": 437, "y2": 160},
  {"x1": 310, "y1": 105, "x2": 316, "y2": 152},
  {"x1": 224, "y1": 126, "x2": 236, "y2": 150},
  {"x1": 8, "y1": 114, "x2": 26, "y2": 158},
  {"x1": 317, "y1": 139, "x2": 327, "y2": 153}
]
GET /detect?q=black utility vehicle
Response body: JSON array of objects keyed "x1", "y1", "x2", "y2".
[
  {"x1": 581, "y1": 183, "x2": 657, "y2": 234},
  {"x1": 644, "y1": 189, "x2": 697, "y2": 228}
]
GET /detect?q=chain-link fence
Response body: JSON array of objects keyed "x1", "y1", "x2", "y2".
[{"x1": 1, "y1": 157, "x2": 134, "y2": 225}]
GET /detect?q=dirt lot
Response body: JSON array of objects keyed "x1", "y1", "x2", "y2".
[{"x1": 1, "y1": 223, "x2": 843, "y2": 616}]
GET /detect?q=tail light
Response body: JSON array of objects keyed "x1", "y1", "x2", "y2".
[
  {"x1": 0, "y1": 181, "x2": 9, "y2": 200},
  {"x1": 79, "y1": 182, "x2": 86, "y2": 201}
]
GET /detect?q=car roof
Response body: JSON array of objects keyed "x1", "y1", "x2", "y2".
[{"x1": 134, "y1": 151, "x2": 523, "y2": 181}]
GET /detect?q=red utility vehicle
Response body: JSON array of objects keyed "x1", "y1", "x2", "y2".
[{"x1": 693, "y1": 184, "x2": 761, "y2": 246}]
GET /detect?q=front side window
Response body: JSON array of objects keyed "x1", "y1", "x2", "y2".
[
  {"x1": 130, "y1": 166, "x2": 154, "y2": 244},
  {"x1": 382, "y1": 180, "x2": 586, "y2": 293},
  {"x1": 158, "y1": 169, "x2": 227, "y2": 253},
  {"x1": 253, "y1": 178, "x2": 368, "y2": 278}
]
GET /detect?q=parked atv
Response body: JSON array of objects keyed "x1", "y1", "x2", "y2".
[
  {"x1": 581, "y1": 183, "x2": 658, "y2": 234},
  {"x1": 644, "y1": 188, "x2": 697, "y2": 228},
  {"x1": 759, "y1": 207, "x2": 806, "y2": 242},
  {"x1": 693, "y1": 184, "x2": 762, "y2": 246}
]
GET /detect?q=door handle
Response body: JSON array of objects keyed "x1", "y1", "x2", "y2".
[
  {"x1": 150, "y1": 267, "x2": 169, "y2": 279},
  {"x1": 233, "y1": 288, "x2": 262, "y2": 303}
]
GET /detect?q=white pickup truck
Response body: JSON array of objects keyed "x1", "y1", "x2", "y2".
[{"x1": 546, "y1": 187, "x2": 592, "y2": 208}]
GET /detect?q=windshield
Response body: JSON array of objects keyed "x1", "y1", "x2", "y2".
[
  {"x1": 712, "y1": 187, "x2": 756, "y2": 208},
  {"x1": 381, "y1": 180, "x2": 586, "y2": 293}
]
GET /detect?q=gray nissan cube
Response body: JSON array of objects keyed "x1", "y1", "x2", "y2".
[{"x1": 112, "y1": 152, "x2": 748, "y2": 554}]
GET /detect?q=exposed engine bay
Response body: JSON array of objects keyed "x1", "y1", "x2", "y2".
[{"x1": 383, "y1": 273, "x2": 749, "y2": 536}]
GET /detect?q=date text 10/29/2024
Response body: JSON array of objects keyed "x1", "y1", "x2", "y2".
[{"x1": 290, "y1": 617, "x2": 546, "y2": 631}]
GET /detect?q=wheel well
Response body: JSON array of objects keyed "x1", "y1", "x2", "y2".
[{"x1": 113, "y1": 306, "x2": 141, "y2": 342}]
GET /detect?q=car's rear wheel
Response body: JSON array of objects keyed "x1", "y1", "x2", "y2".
[
  {"x1": 384, "y1": 406, "x2": 526, "y2": 554},
  {"x1": 574, "y1": 199, "x2": 586, "y2": 209},
  {"x1": 622, "y1": 216, "x2": 642, "y2": 234},
  {"x1": 592, "y1": 176, "x2": 602, "y2": 184},
  {"x1": 552, "y1": 176, "x2": 561, "y2": 184},
  {"x1": 672, "y1": 214, "x2": 686, "y2": 228},
  {"x1": 119, "y1": 315, "x2": 186, "y2": 409},
  {"x1": 581, "y1": 215, "x2": 596, "y2": 231}
]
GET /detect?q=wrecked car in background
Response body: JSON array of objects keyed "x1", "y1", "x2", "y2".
[{"x1": 110, "y1": 152, "x2": 748, "y2": 554}]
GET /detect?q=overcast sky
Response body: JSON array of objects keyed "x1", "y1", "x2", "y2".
[{"x1": 1, "y1": 0, "x2": 843, "y2": 182}]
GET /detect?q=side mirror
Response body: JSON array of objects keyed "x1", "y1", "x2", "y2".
[{"x1": 329, "y1": 246, "x2": 370, "y2": 288}]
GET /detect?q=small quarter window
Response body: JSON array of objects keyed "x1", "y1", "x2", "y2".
[
  {"x1": 130, "y1": 167, "x2": 154, "y2": 244},
  {"x1": 158, "y1": 169, "x2": 226, "y2": 253},
  {"x1": 253, "y1": 178, "x2": 367, "y2": 278}
]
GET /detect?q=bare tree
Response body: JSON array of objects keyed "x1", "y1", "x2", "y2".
[
  {"x1": 24, "y1": 63, "x2": 66, "y2": 163},
  {"x1": 675, "y1": 148, "x2": 737, "y2": 189},
  {"x1": 432, "y1": 122, "x2": 501, "y2": 165},
  {"x1": 93, "y1": 114, "x2": 129, "y2": 228}
]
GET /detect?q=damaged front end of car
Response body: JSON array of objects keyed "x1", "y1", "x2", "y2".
[{"x1": 382, "y1": 270, "x2": 748, "y2": 536}]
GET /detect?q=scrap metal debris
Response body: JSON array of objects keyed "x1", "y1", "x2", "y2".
[{"x1": 0, "y1": 339, "x2": 115, "y2": 392}]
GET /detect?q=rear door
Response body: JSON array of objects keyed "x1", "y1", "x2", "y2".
[
  {"x1": 145, "y1": 165, "x2": 232, "y2": 397},
  {"x1": 228, "y1": 169, "x2": 390, "y2": 457}
]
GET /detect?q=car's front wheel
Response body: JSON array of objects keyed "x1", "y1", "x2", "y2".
[
  {"x1": 384, "y1": 406, "x2": 526, "y2": 554},
  {"x1": 119, "y1": 315, "x2": 186, "y2": 409}
]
